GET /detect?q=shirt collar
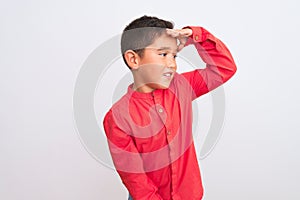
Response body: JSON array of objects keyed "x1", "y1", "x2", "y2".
[{"x1": 127, "y1": 84, "x2": 164, "y2": 99}]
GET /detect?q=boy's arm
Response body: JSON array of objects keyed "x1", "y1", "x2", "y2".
[
  {"x1": 179, "y1": 26, "x2": 237, "y2": 98},
  {"x1": 103, "y1": 110, "x2": 163, "y2": 200}
]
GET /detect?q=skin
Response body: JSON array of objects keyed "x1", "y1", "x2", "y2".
[{"x1": 124, "y1": 28, "x2": 193, "y2": 93}]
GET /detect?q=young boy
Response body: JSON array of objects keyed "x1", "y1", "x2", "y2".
[{"x1": 103, "y1": 15, "x2": 237, "y2": 200}]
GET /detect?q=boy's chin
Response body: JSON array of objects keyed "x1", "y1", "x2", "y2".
[
  {"x1": 135, "y1": 82, "x2": 172, "y2": 93},
  {"x1": 149, "y1": 83, "x2": 171, "y2": 90}
]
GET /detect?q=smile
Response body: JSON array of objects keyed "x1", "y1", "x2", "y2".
[{"x1": 163, "y1": 72, "x2": 173, "y2": 77}]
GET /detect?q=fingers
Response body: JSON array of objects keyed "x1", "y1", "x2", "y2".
[
  {"x1": 166, "y1": 29, "x2": 179, "y2": 37},
  {"x1": 166, "y1": 29, "x2": 181, "y2": 38},
  {"x1": 166, "y1": 28, "x2": 193, "y2": 38}
]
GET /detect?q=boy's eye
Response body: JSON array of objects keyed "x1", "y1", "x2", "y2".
[
  {"x1": 159, "y1": 53, "x2": 167, "y2": 57},
  {"x1": 158, "y1": 53, "x2": 177, "y2": 58}
]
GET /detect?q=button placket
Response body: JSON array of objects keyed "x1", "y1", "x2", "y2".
[{"x1": 167, "y1": 130, "x2": 171, "y2": 135}]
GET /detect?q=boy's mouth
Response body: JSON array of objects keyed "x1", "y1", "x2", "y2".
[{"x1": 163, "y1": 72, "x2": 173, "y2": 78}]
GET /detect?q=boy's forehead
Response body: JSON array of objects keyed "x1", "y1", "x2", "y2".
[{"x1": 148, "y1": 33, "x2": 178, "y2": 51}]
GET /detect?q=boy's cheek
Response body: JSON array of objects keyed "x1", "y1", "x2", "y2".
[{"x1": 139, "y1": 64, "x2": 165, "y2": 75}]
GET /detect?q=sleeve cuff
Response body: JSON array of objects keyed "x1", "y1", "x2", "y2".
[
  {"x1": 182, "y1": 26, "x2": 203, "y2": 43},
  {"x1": 182, "y1": 26, "x2": 218, "y2": 50}
]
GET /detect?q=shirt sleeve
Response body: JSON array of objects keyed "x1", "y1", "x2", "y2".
[
  {"x1": 103, "y1": 110, "x2": 163, "y2": 200},
  {"x1": 181, "y1": 26, "x2": 237, "y2": 99}
]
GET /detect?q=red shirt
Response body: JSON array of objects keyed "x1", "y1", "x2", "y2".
[{"x1": 103, "y1": 26, "x2": 237, "y2": 200}]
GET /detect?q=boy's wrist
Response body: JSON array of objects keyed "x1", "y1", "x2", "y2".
[{"x1": 182, "y1": 26, "x2": 202, "y2": 42}]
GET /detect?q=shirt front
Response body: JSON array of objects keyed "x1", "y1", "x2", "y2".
[{"x1": 103, "y1": 26, "x2": 237, "y2": 200}]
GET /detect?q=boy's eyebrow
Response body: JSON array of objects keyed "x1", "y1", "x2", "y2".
[{"x1": 152, "y1": 46, "x2": 178, "y2": 53}]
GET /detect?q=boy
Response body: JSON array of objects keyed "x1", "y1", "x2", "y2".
[{"x1": 103, "y1": 15, "x2": 237, "y2": 200}]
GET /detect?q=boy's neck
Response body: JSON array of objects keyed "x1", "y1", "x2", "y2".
[{"x1": 132, "y1": 83, "x2": 155, "y2": 93}]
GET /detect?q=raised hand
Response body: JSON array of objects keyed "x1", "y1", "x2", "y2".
[{"x1": 166, "y1": 28, "x2": 193, "y2": 51}]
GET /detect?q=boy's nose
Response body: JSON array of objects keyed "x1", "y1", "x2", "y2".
[{"x1": 167, "y1": 58, "x2": 177, "y2": 70}]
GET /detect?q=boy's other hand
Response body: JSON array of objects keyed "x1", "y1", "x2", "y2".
[{"x1": 166, "y1": 28, "x2": 193, "y2": 52}]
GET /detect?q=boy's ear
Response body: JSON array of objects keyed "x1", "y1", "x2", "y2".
[{"x1": 124, "y1": 50, "x2": 140, "y2": 70}]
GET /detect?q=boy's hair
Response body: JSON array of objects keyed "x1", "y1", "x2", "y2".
[{"x1": 121, "y1": 15, "x2": 174, "y2": 69}]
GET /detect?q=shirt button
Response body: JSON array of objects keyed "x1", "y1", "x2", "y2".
[
  {"x1": 195, "y1": 35, "x2": 199, "y2": 40},
  {"x1": 167, "y1": 130, "x2": 171, "y2": 135},
  {"x1": 158, "y1": 108, "x2": 163, "y2": 113}
]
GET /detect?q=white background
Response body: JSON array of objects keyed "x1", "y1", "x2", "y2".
[{"x1": 1, "y1": 0, "x2": 300, "y2": 199}]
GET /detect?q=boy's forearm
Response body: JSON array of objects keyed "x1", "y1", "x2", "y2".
[
  {"x1": 117, "y1": 170, "x2": 163, "y2": 200},
  {"x1": 184, "y1": 26, "x2": 237, "y2": 90},
  {"x1": 108, "y1": 142, "x2": 163, "y2": 200}
]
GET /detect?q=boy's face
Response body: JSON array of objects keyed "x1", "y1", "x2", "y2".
[{"x1": 134, "y1": 33, "x2": 178, "y2": 93}]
